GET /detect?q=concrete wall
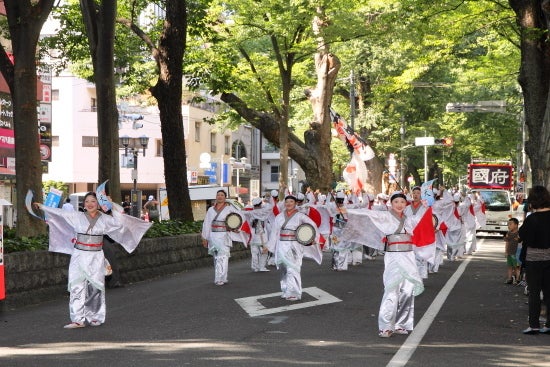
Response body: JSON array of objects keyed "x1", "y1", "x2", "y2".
[{"x1": 2, "y1": 234, "x2": 249, "y2": 309}]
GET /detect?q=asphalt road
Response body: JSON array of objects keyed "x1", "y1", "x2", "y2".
[{"x1": 1, "y1": 235, "x2": 549, "y2": 367}]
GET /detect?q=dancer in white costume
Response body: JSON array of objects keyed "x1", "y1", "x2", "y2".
[
  {"x1": 444, "y1": 192, "x2": 466, "y2": 260},
  {"x1": 266, "y1": 189, "x2": 284, "y2": 266},
  {"x1": 464, "y1": 192, "x2": 486, "y2": 254},
  {"x1": 244, "y1": 197, "x2": 272, "y2": 272},
  {"x1": 343, "y1": 192, "x2": 435, "y2": 338},
  {"x1": 327, "y1": 191, "x2": 353, "y2": 271},
  {"x1": 266, "y1": 195, "x2": 322, "y2": 300},
  {"x1": 35, "y1": 192, "x2": 151, "y2": 329},
  {"x1": 201, "y1": 190, "x2": 247, "y2": 285},
  {"x1": 404, "y1": 186, "x2": 434, "y2": 279},
  {"x1": 430, "y1": 188, "x2": 456, "y2": 272}
]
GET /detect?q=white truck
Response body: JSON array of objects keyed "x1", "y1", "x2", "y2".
[
  {"x1": 468, "y1": 160, "x2": 520, "y2": 235},
  {"x1": 471, "y1": 189, "x2": 517, "y2": 234}
]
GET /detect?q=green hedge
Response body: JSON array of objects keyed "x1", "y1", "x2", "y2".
[{"x1": 3, "y1": 220, "x2": 204, "y2": 254}]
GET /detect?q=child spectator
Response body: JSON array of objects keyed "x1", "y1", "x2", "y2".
[{"x1": 504, "y1": 218, "x2": 521, "y2": 284}]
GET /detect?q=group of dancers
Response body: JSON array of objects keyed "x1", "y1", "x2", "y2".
[{"x1": 201, "y1": 186, "x2": 487, "y2": 337}]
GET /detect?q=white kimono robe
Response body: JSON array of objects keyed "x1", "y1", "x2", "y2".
[
  {"x1": 243, "y1": 205, "x2": 272, "y2": 271},
  {"x1": 40, "y1": 203, "x2": 151, "y2": 325},
  {"x1": 201, "y1": 203, "x2": 244, "y2": 284},
  {"x1": 343, "y1": 208, "x2": 429, "y2": 333},
  {"x1": 326, "y1": 201, "x2": 354, "y2": 270}
]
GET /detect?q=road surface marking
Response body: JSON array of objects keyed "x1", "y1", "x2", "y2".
[
  {"x1": 386, "y1": 238, "x2": 481, "y2": 367},
  {"x1": 235, "y1": 286, "x2": 342, "y2": 317}
]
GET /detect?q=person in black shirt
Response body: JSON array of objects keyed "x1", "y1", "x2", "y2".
[{"x1": 518, "y1": 185, "x2": 550, "y2": 334}]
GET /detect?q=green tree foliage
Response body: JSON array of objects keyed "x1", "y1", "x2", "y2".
[
  {"x1": 185, "y1": 0, "x2": 372, "y2": 192},
  {"x1": 328, "y1": 0, "x2": 521, "y2": 188},
  {"x1": 44, "y1": 0, "x2": 196, "y2": 221}
]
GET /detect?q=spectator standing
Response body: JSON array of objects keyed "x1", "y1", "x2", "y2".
[
  {"x1": 504, "y1": 218, "x2": 521, "y2": 284},
  {"x1": 518, "y1": 185, "x2": 550, "y2": 334},
  {"x1": 121, "y1": 196, "x2": 131, "y2": 215},
  {"x1": 143, "y1": 195, "x2": 160, "y2": 222},
  {"x1": 62, "y1": 198, "x2": 74, "y2": 211}
]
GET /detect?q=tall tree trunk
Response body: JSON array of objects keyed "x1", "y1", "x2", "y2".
[
  {"x1": 80, "y1": 0, "x2": 121, "y2": 202},
  {"x1": 303, "y1": 7, "x2": 340, "y2": 192},
  {"x1": 13, "y1": 43, "x2": 46, "y2": 237},
  {"x1": 510, "y1": 0, "x2": 550, "y2": 186},
  {"x1": 149, "y1": 0, "x2": 193, "y2": 221},
  {"x1": 0, "y1": 0, "x2": 55, "y2": 237}
]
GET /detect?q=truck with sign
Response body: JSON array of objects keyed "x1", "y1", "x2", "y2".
[{"x1": 467, "y1": 160, "x2": 519, "y2": 235}]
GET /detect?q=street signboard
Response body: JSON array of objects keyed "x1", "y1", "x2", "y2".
[
  {"x1": 415, "y1": 137, "x2": 434, "y2": 146},
  {"x1": 468, "y1": 163, "x2": 513, "y2": 190}
]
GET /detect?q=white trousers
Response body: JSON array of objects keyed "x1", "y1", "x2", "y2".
[
  {"x1": 250, "y1": 244, "x2": 268, "y2": 271},
  {"x1": 277, "y1": 242, "x2": 303, "y2": 299},
  {"x1": 350, "y1": 246, "x2": 363, "y2": 265},
  {"x1": 464, "y1": 228, "x2": 477, "y2": 254},
  {"x1": 332, "y1": 249, "x2": 350, "y2": 271},
  {"x1": 67, "y1": 249, "x2": 106, "y2": 324},
  {"x1": 378, "y1": 252, "x2": 422, "y2": 332}
]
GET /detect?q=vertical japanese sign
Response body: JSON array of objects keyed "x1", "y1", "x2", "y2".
[
  {"x1": 0, "y1": 92, "x2": 14, "y2": 175},
  {"x1": 0, "y1": 204, "x2": 4, "y2": 300},
  {"x1": 38, "y1": 65, "x2": 52, "y2": 162}
]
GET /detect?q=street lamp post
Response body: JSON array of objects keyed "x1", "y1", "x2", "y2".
[
  {"x1": 120, "y1": 135, "x2": 149, "y2": 218},
  {"x1": 289, "y1": 167, "x2": 298, "y2": 193},
  {"x1": 229, "y1": 156, "x2": 250, "y2": 202}
]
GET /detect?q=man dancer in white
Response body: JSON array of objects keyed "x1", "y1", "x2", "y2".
[
  {"x1": 327, "y1": 191, "x2": 352, "y2": 271},
  {"x1": 266, "y1": 195, "x2": 322, "y2": 301},
  {"x1": 245, "y1": 197, "x2": 272, "y2": 272},
  {"x1": 461, "y1": 194, "x2": 478, "y2": 257},
  {"x1": 266, "y1": 189, "x2": 284, "y2": 266},
  {"x1": 343, "y1": 192, "x2": 435, "y2": 338},
  {"x1": 446, "y1": 192, "x2": 467, "y2": 261},
  {"x1": 202, "y1": 190, "x2": 245, "y2": 285},
  {"x1": 465, "y1": 192, "x2": 485, "y2": 254},
  {"x1": 430, "y1": 187, "x2": 456, "y2": 273}
]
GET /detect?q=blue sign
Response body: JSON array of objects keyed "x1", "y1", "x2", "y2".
[
  {"x1": 222, "y1": 163, "x2": 230, "y2": 184},
  {"x1": 44, "y1": 189, "x2": 62, "y2": 208},
  {"x1": 204, "y1": 162, "x2": 218, "y2": 184}
]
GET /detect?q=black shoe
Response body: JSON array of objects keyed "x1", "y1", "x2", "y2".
[
  {"x1": 523, "y1": 327, "x2": 540, "y2": 335},
  {"x1": 107, "y1": 282, "x2": 123, "y2": 289}
]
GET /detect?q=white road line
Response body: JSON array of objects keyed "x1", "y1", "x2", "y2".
[
  {"x1": 386, "y1": 238, "x2": 481, "y2": 367},
  {"x1": 235, "y1": 286, "x2": 342, "y2": 317}
]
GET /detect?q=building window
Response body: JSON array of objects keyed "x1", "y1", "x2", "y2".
[
  {"x1": 210, "y1": 132, "x2": 217, "y2": 153},
  {"x1": 82, "y1": 136, "x2": 99, "y2": 147},
  {"x1": 270, "y1": 165, "x2": 279, "y2": 183},
  {"x1": 90, "y1": 98, "x2": 97, "y2": 112},
  {"x1": 232, "y1": 140, "x2": 247, "y2": 159},
  {"x1": 224, "y1": 136, "x2": 230, "y2": 155},
  {"x1": 155, "y1": 139, "x2": 163, "y2": 157},
  {"x1": 264, "y1": 140, "x2": 279, "y2": 153},
  {"x1": 195, "y1": 121, "x2": 201, "y2": 142}
]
